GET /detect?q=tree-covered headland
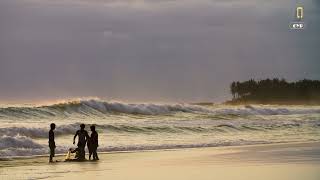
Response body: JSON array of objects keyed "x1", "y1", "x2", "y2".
[{"x1": 226, "y1": 79, "x2": 320, "y2": 105}]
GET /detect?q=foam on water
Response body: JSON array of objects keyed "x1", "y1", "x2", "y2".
[
  {"x1": 0, "y1": 136, "x2": 43, "y2": 149},
  {"x1": 1, "y1": 99, "x2": 320, "y2": 118},
  {"x1": 0, "y1": 122, "x2": 316, "y2": 138},
  {"x1": 0, "y1": 135, "x2": 268, "y2": 158},
  {"x1": 0, "y1": 99, "x2": 320, "y2": 158}
]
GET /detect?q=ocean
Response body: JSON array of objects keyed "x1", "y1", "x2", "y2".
[{"x1": 1, "y1": 99, "x2": 320, "y2": 158}]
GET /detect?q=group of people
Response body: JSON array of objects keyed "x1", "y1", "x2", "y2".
[{"x1": 49, "y1": 123, "x2": 99, "y2": 162}]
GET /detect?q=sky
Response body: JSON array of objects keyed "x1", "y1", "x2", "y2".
[{"x1": 0, "y1": 0, "x2": 319, "y2": 104}]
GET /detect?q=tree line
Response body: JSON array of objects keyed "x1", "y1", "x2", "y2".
[{"x1": 228, "y1": 78, "x2": 320, "y2": 104}]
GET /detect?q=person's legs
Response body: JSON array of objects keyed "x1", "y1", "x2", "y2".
[
  {"x1": 88, "y1": 144, "x2": 93, "y2": 160},
  {"x1": 93, "y1": 152, "x2": 98, "y2": 160},
  {"x1": 49, "y1": 147, "x2": 55, "y2": 162},
  {"x1": 88, "y1": 148, "x2": 92, "y2": 160},
  {"x1": 78, "y1": 146, "x2": 85, "y2": 160},
  {"x1": 49, "y1": 154, "x2": 53, "y2": 162},
  {"x1": 93, "y1": 146, "x2": 99, "y2": 160}
]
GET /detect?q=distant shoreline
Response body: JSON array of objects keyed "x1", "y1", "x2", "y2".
[
  {"x1": 225, "y1": 78, "x2": 320, "y2": 106},
  {"x1": 224, "y1": 100, "x2": 320, "y2": 106},
  {"x1": 192, "y1": 101, "x2": 320, "y2": 106}
]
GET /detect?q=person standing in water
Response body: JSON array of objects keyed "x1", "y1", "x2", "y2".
[
  {"x1": 88, "y1": 125, "x2": 99, "y2": 160},
  {"x1": 49, "y1": 123, "x2": 56, "y2": 163},
  {"x1": 73, "y1": 124, "x2": 89, "y2": 160}
]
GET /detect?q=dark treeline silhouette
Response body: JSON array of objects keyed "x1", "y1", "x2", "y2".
[{"x1": 227, "y1": 78, "x2": 320, "y2": 105}]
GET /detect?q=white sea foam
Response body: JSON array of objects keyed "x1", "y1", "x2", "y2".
[
  {"x1": 0, "y1": 136, "x2": 43, "y2": 150},
  {"x1": 213, "y1": 105, "x2": 320, "y2": 116},
  {"x1": 0, "y1": 99, "x2": 320, "y2": 158},
  {"x1": 83, "y1": 100, "x2": 208, "y2": 115},
  {"x1": 1, "y1": 99, "x2": 319, "y2": 118},
  {"x1": 78, "y1": 100, "x2": 320, "y2": 115},
  {"x1": 0, "y1": 138, "x2": 268, "y2": 158},
  {"x1": 0, "y1": 124, "x2": 79, "y2": 138}
]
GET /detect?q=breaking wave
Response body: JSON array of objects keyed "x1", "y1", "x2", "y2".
[
  {"x1": 1, "y1": 99, "x2": 319, "y2": 158},
  {"x1": 0, "y1": 136, "x2": 43, "y2": 150},
  {"x1": 0, "y1": 124, "x2": 79, "y2": 138},
  {"x1": 0, "y1": 136, "x2": 269, "y2": 158},
  {"x1": 0, "y1": 122, "x2": 315, "y2": 139},
  {"x1": 0, "y1": 99, "x2": 320, "y2": 119}
]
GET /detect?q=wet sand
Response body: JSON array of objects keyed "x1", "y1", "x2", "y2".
[{"x1": 1, "y1": 142, "x2": 320, "y2": 180}]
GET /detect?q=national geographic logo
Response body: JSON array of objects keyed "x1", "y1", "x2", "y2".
[{"x1": 290, "y1": 6, "x2": 305, "y2": 30}]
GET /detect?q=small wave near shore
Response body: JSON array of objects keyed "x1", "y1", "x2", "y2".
[{"x1": 0, "y1": 99, "x2": 319, "y2": 158}]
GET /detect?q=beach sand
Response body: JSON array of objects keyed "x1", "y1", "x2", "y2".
[{"x1": 1, "y1": 142, "x2": 320, "y2": 180}]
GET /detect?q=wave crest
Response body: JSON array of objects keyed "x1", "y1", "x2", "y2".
[
  {"x1": 0, "y1": 122, "x2": 314, "y2": 139},
  {"x1": 0, "y1": 138, "x2": 268, "y2": 158},
  {"x1": 0, "y1": 99, "x2": 320, "y2": 119},
  {"x1": 0, "y1": 136, "x2": 43, "y2": 150}
]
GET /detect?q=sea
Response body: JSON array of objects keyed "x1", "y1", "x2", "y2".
[{"x1": 1, "y1": 99, "x2": 320, "y2": 158}]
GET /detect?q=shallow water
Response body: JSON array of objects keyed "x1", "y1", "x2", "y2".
[{"x1": 1, "y1": 99, "x2": 320, "y2": 157}]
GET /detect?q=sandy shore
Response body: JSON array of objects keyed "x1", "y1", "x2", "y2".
[{"x1": 1, "y1": 142, "x2": 320, "y2": 180}]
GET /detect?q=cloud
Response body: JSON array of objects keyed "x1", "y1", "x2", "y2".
[{"x1": 0, "y1": 0, "x2": 318, "y2": 103}]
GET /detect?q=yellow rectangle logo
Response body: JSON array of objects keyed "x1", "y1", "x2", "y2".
[{"x1": 296, "y1": 6, "x2": 303, "y2": 19}]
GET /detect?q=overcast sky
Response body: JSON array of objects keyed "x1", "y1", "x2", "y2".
[{"x1": 0, "y1": 0, "x2": 319, "y2": 103}]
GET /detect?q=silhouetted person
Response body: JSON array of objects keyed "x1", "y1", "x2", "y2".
[
  {"x1": 88, "y1": 125, "x2": 99, "y2": 160},
  {"x1": 49, "y1": 123, "x2": 56, "y2": 163},
  {"x1": 73, "y1": 124, "x2": 89, "y2": 160}
]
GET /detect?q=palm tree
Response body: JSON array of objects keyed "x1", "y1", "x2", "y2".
[{"x1": 230, "y1": 82, "x2": 236, "y2": 99}]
